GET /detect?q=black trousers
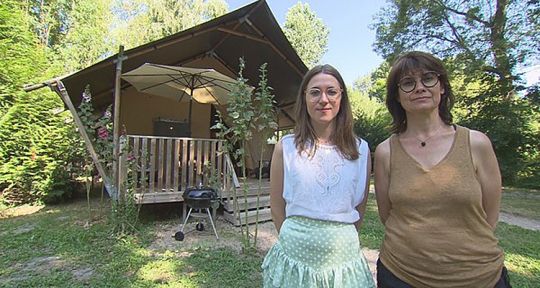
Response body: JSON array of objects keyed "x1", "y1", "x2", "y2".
[{"x1": 376, "y1": 259, "x2": 512, "y2": 288}]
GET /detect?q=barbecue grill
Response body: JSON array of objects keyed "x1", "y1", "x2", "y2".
[{"x1": 174, "y1": 186, "x2": 219, "y2": 241}]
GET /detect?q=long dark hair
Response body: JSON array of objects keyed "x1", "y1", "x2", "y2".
[
  {"x1": 386, "y1": 51, "x2": 455, "y2": 133},
  {"x1": 294, "y1": 64, "x2": 359, "y2": 160}
]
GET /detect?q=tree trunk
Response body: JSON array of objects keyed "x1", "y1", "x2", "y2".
[{"x1": 490, "y1": 0, "x2": 515, "y2": 97}]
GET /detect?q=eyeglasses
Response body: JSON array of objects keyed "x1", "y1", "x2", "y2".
[
  {"x1": 306, "y1": 87, "x2": 342, "y2": 102},
  {"x1": 398, "y1": 71, "x2": 440, "y2": 93}
]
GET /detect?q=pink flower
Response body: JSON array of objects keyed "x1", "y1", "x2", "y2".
[{"x1": 97, "y1": 127, "x2": 109, "y2": 139}]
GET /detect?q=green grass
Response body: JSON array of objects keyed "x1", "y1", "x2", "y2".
[
  {"x1": 359, "y1": 194, "x2": 385, "y2": 250},
  {"x1": 0, "y1": 199, "x2": 261, "y2": 288},
  {"x1": 0, "y1": 190, "x2": 538, "y2": 287},
  {"x1": 501, "y1": 188, "x2": 540, "y2": 219}
]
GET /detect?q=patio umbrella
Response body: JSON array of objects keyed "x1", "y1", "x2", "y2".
[{"x1": 121, "y1": 63, "x2": 243, "y2": 134}]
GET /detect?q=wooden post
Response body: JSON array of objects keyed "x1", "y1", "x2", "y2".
[
  {"x1": 51, "y1": 81, "x2": 114, "y2": 197},
  {"x1": 113, "y1": 45, "x2": 126, "y2": 200}
]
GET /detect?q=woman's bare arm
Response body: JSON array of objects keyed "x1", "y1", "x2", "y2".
[
  {"x1": 269, "y1": 140, "x2": 286, "y2": 233},
  {"x1": 470, "y1": 130, "x2": 502, "y2": 230},
  {"x1": 374, "y1": 139, "x2": 391, "y2": 225}
]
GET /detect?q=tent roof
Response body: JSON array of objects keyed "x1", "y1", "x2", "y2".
[{"x1": 60, "y1": 0, "x2": 307, "y2": 127}]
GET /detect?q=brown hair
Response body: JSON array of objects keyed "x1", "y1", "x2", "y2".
[
  {"x1": 386, "y1": 51, "x2": 454, "y2": 133},
  {"x1": 294, "y1": 64, "x2": 359, "y2": 160}
]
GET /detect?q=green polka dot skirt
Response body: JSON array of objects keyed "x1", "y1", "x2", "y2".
[{"x1": 262, "y1": 216, "x2": 375, "y2": 287}]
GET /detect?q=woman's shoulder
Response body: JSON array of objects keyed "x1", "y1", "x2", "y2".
[
  {"x1": 375, "y1": 136, "x2": 393, "y2": 155},
  {"x1": 467, "y1": 128, "x2": 494, "y2": 153},
  {"x1": 457, "y1": 125, "x2": 493, "y2": 148},
  {"x1": 278, "y1": 134, "x2": 295, "y2": 152},
  {"x1": 280, "y1": 134, "x2": 295, "y2": 145},
  {"x1": 355, "y1": 136, "x2": 369, "y2": 151},
  {"x1": 281, "y1": 134, "x2": 294, "y2": 141}
]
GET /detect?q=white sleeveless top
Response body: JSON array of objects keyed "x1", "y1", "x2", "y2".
[{"x1": 281, "y1": 134, "x2": 370, "y2": 223}]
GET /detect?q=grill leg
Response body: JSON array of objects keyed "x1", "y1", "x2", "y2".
[
  {"x1": 181, "y1": 208, "x2": 193, "y2": 232},
  {"x1": 182, "y1": 202, "x2": 187, "y2": 225},
  {"x1": 206, "y1": 208, "x2": 219, "y2": 240}
]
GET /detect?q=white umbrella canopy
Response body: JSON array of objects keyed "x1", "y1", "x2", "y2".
[
  {"x1": 122, "y1": 63, "x2": 253, "y2": 135},
  {"x1": 122, "y1": 63, "x2": 241, "y2": 105}
]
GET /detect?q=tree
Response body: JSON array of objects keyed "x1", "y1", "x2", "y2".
[
  {"x1": 372, "y1": 0, "x2": 539, "y2": 93},
  {"x1": 23, "y1": 0, "x2": 114, "y2": 72},
  {"x1": 349, "y1": 85, "x2": 391, "y2": 150},
  {"x1": 25, "y1": 0, "x2": 73, "y2": 47},
  {"x1": 353, "y1": 61, "x2": 390, "y2": 102},
  {"x1": 55, "y1": 0, "x2": 114, "y2": 71},
  {"x1": 0, "y1": 0, "x2": 101, "y2": 204},
  {"x1": 282, "y1": 2, "x2": 329, "y2": 68},
  {"x1": 109, "y1": 0, "x2": 228, "y2": 49},
  {"x1": 0, "y1": 0, "x2": 45, "y2": 114}
]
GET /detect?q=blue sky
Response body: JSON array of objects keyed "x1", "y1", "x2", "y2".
[{"x1": 227, "y1": 0, "x2": 386, "y2": 86}]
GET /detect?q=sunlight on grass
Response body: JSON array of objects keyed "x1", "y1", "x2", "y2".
[
  {"x1": 505, "y1": 253, "x2": 540, "y2": 277},
  {"x1": 0, "y1": 203, "x2": 44, "y2": 219},
  {"x1": 138, "y1": 260, "x2": 178, "y2": 284},
  {"x1": 496, "y1": 222, "x2": 540, "y2": 286}
]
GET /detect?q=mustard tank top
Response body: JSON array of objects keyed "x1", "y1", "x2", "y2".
[{"x1": 379, "y1": 125, "x2": 504, "y2": 288}]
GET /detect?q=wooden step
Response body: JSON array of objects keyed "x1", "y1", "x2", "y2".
[
  {"x1": 222, "y1": 195, "x2": 270, "y2": 212},
  {"x1": 221, "y1": 185, "x2": 270, "y2": 198},
  {"x1": 134, "y1": 191, "x2": 183, "y2": 204},
  {"x1": 223, "y1": 207, "x2": 272, "y2": 226}
]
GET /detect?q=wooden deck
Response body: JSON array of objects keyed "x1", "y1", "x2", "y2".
[
  {"x1": 119, "y1": 135, "x2": 272, "y2": 225},
  {"x1": 120, "y1": 135, "x2": 237, "y2": 204}
]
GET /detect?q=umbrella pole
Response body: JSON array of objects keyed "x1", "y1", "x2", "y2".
[{"x1": 188, "y1": 89, "x2": 193, "y2": 137}]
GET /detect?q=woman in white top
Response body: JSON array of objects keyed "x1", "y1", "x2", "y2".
[{"x1": 262, "y1": 64, "x2": 375, "y2": 287}]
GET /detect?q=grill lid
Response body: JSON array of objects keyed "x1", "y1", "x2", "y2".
[{"x1": 183, "y1": 186, "x2": 217, "y2": 200}]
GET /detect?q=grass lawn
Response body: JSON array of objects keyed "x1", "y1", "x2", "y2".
[
  {"x1": 501, "y1": 187, "x2": 540, "y2": 219},
  {"x1": 0, "y1": 200, "x2": 261, "y2": 288},
  {"x1": 0, "y1": 188, "x2": 539, "y2": 287}
]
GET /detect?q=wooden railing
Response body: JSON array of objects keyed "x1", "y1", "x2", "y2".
[{"x1": 119, "y1": 135, "x2": 239, "y2": 204}]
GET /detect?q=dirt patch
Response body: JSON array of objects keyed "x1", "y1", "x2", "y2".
[
  {"x1": 3, "y1": 256, "x2": 94, "y2": 285},
  {"x1": 147, "y1": 209, "x2": 539, "y2": 279},
  {"x1": 71, "y1": 267, "x2": 94, "y2": 281},
  {"x1": 0, "y1": 204, "x2": 44, "y2": 219},
  {"x1": 149, "y1": 218, "x2": 250, "y2": 255},
  {"x1": 148, "y1": 215, "x2": 380, "y2": 277},
  {"x1": 499, "y1": 212, "x2": 540, "y2": 231}
]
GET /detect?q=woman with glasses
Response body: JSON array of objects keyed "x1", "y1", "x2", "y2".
[
  {"x1": 262, "y1": 64, "x2": 375, "y2": 287},
  {"x1": 374, "y1": 51, "x2": 511, "y2": 288}
]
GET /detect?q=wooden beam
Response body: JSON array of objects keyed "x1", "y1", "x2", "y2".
[
  {"x1": 51, "y1": 80, "x2": 114, "y2": 197},
  {"x1": 210, "y1": 53, "x2": 242, "y2": 78},
  {"x1": 209, "y1": 18, "x2": 243, "y2": 53},
  {"x1": 113, "y1": 46, "x2": 126, "y2": 200},
  {"x1": 277, "y1": 107, "x2": 295, "y2": 125},
  {"x1": 216, "y1": 27, "x2": 271, "y2": 45}
]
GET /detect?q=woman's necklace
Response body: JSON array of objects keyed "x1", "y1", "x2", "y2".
[{"x1": 414, "y1": 126, "x2": 444, "y2": 148}]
